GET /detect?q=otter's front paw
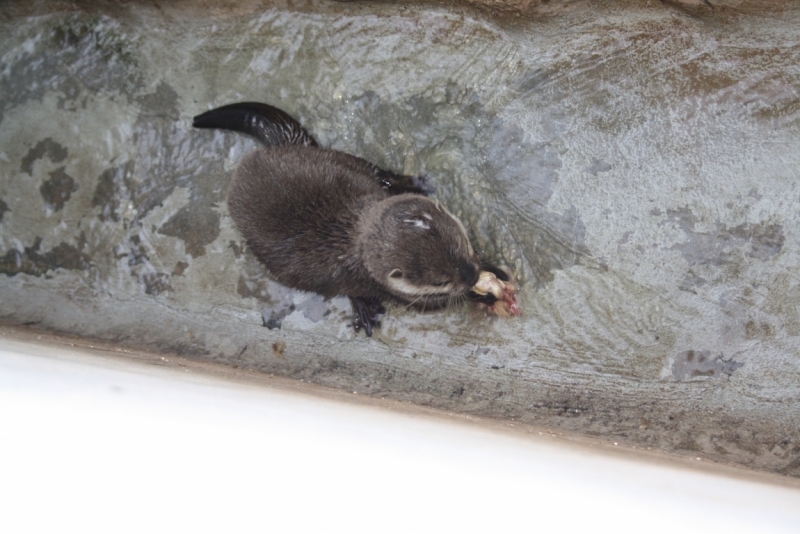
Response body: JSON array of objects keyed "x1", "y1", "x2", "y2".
[
  {"x1": 376, "y1": 170, "x2": 435, "y2": 196},
  {"x1": 349, "y1": 297, "x2": 386, "y2": 337}
]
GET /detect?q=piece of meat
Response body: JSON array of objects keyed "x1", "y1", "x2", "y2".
[{"x1": 471, "y1": 270, "x2": 520, "y2": 318}]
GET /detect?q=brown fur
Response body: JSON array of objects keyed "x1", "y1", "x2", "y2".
[{"x1": 227, "y1": 144, "x2": 480, "y2": 308}]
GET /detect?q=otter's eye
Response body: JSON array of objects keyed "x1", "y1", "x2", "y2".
[
  {"x1": 432, "y1": 281, "x2": 449, "y2": 287},
  {"x1": 389, "y1": 269, "x2": 403, "y2": 279}
]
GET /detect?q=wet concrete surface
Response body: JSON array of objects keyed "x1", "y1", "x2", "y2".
[{"x1": 1, "y1": 0, "x2": 799, "y2": 476}]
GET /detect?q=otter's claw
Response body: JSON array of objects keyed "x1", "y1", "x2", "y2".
[{"x1": 349, "y1": 297, "x2": 386, "y2": 337}]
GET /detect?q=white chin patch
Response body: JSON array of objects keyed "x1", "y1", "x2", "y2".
[{"x1": 386, "y1": 276, "x2": 452, "y2": 296}]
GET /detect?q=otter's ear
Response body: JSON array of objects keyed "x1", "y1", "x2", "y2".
[{"x1": 389, "y1": 269, "x2": 403, "y2": 279}]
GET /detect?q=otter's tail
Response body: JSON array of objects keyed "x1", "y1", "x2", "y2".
[{"x1": 192, "y1": 102, "x2": 318, "y2": 147}]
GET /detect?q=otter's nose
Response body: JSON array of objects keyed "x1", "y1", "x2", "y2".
[{"x1": 457, "y1": 260, "x2": 480, "y2": 287}]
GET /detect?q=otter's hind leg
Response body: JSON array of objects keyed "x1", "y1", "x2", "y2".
[
  {"x1": 192, "y1": 102, "x2": 318, "y2": 147},
  {"x1": 349, "y1": 297, "x2": 386, "y2": 337}
]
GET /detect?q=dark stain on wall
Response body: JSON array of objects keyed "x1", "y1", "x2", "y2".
[
  {"x1": 92, "y1": 162, "x2": 135, "y2": 222},
  {"x1": 667, "y1": 208, "x2": 785, "y2": 291},
  {"x1": 745, "y1": 318, "x2": 775, "y2": 339},
  {"x1": 672, "y1": 349, "x2": 744, "y2": 381},
  {"x1": 124, "y1": 234, "x2": 149, "y2": 267},
  {"x1": 0, "y1": 235, "x2": 91, "y2": 277},
  {"x1": 668, "y1": 208, "x2": 785, "y2": 266},
  {"x1": 140, "y1": 272, "x2": 172, "y2": 296},
  {"x1": 171, "y1": 261, "x2": 189, "y2": 276},
  {"x1": 21, "y1": 138, "x2": 68, "y2": 174},
  {"x1": 136, "y1": 80, "x2": 180, "y2": 121},
  {"x1": 117, "y1": 234, "x2": 173, "y2": 296},
  {"x1": 158, "y1": 204, "x2": 221, "y2": 258},
  {"x1": 732, "y1": 222, "x2": 786, "y2": 260},
  {"x1": 40, "y1": 167, "x2": 79, "y2": 212},
  {"x1": 0, "y1": 198, "x2": 8, "y2": 223}
]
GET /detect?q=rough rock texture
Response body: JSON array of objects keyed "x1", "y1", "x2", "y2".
[{"x1": 1, "y1": 0, "x2": 799, "y2": 476}]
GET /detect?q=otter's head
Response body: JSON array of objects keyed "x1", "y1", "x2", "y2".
[{"x1": 358, "y1": 195, "x2": 481, "y2": 305}]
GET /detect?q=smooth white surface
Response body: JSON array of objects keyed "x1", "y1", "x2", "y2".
[{"x1": 1, "y1": 337, "x2": 798, "y2": 534}]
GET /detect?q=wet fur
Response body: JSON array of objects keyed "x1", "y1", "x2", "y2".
[{"x1": 229, "y1": 146, "x2": 389, "y2": 300}]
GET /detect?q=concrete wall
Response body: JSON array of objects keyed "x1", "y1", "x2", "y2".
[{"x1": 1, "y1": 0, "x2": 798, "y2": 475}]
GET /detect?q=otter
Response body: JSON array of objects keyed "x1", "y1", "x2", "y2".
[{"x1": 193, "y1": 102, "x2": 509, "y2": 336}]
